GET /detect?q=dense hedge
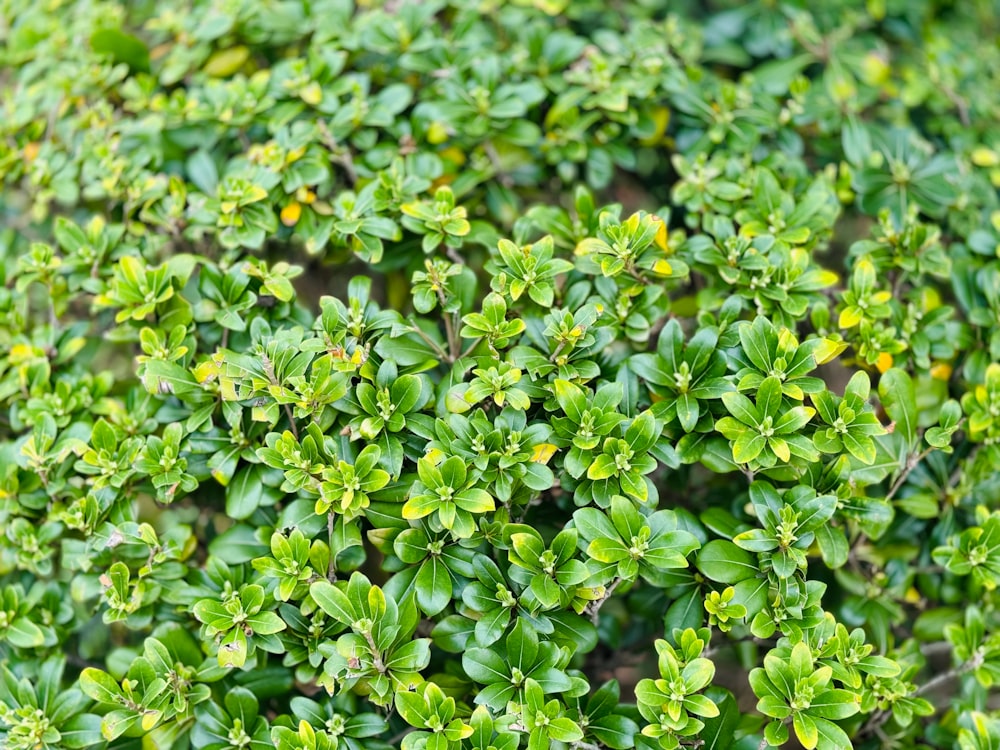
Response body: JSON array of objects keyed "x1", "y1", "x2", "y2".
[{"x1": 3, "y1": 1, "x2": 1000, "y2": 749}]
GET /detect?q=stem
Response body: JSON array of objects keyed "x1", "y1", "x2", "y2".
[
  {"x1": 586, "y1": 577, "x2": 622, "y2": 625},
  {"x1": 283, "y1": 403, "x2": 300, "y2": 440},
  {"x1": 757, "y1": 734, "x2": 771, "y2": 750},
  {"x1": 483, "y1": 139, "x2": 513, "y2": 187},
  {"x1": 787, "y1": 22, "x2": 828, "y2": 60},
  {"x1": 387, "y1": 727, "x2": 415, "y2": 746},
  {"x1": 885, "y1": 445, "x2": 934, "y2": 503},
  {"x1": 939, "y1": 83, "x2": 971, "y2": 126},
  {"x1": 364, "y1": 630, "x2": 385, "y2": 673},
  {"x1": 261, "y1": 352, "x2": 299, "y2": 439},
  {"x1": 459, "y1": 337, "x2": 483, "y2": 359},
  {"x1": 891, "y1": 270, "x2": 907, "y2": 300},
  {"x1": 914, "y1": 666, "x2": 962, "y2": 697},
  {"x1": 860, "y1": 654, "x2": 979, "y2": 738},
  {"x1": 432, "y1": 283, "x2": 460, "y2": 362},
  {"x1": 408, "y1": 319, "x2": 450, "y2": 361},
  {"x1": 445, "y1": 245, "x2": 465, "y2": 265},
  {"x1": 442, "y1": 310, "x2": 459, "y2": 362},
  {"x1": 317, "y1": 120, "x2": 357, "y2": 186},
  {"x1": 327, "y1": 511, "x2": 337, "y2": 582}
]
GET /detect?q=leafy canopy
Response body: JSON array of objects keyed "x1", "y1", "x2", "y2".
[{"x1": 2, "y1": 1, "x2": 1000, "y2": 750}]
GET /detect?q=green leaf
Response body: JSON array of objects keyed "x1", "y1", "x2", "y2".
[
  {"x1": 6, "y1": 618, "x2": 46, "y2": 648},
  {"x1": 700, "y1": 688, "x2": 740, "y2": 750},
  {"x1": 416, "y1": 558, "x2": 452, "y2": 616},
  {"x1": 878, "y1": 368, "x2": 917, "y2": 446},
  {"x1": 732, "y1": 431, "x2": 766, "y2": 463},
  {"x1": 463, "y1": 648, "x2": 509, "y2": 685},
  {"x1": 696, "y1": 540, "x2": 759, "y2": 583},
  {"x1": 815, "y1": 524, "x2": 849, "y2": 568},
  {"x1": 507, "y1": 619, "x2": 539, "y2": 672},
  {"x1": 812, "y1": 716, "x2": 853, "y2": 750},
  {"x1": 793, "y1": 711, "x2": 819, "y2": 750},
  {"x1": 90, "y1": 28, "x2": 150, "y2": 72},
  {"x1": 309, "y1": 580, "x2": 355, "y2": 625},
  {"x1": 227, "y1": 464, "x2": 281, "y2": 520},
  {"x1": 100, "y1": 710, "x2": 140, "y2": 741},
  {"x1": 808, "y1": 689, "x2": 861, "y2": 720},
  {"x1": 722, "y1": 391, "x2": 760, "y2": 427},
  {"x1": 79, "y1": 668, "x2": 122, "y2": 704}
]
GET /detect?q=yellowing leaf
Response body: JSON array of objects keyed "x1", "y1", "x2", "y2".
[
  {"x1": 972, "y1": 147, "x2": 1000, "y2": 167},
  {"x1": 652, "y1": 259, "x2": 673, "y2": 275},
  {"x1": 812, "y1": 338, "x2": 847, "y2": 365},
  {"x1": 875, "y1": 352, "x2": 893, "y2": 374},
  {"x1": 427, "y1": 121, "x2": 450, "y2": 144},
  {"x1": 247, "y1": 185, "x2": 269, "y2": 203},
  {"x1": 530, "y1": 443, "x2": 558, "y2": 464},
  {"x1": 281, "y1": 202, "x2": 302, "y2": 226},
  {"x1": 816, "y1": 269, "x2": 840, "y2": 287},
  {"x1": 203, "y1": 46, "x2": 250, "y2": 78},
  {"x1": 300, "y1": 81, "x2": 323, "y2": 107},
  {"x1": 770, "y1": 437, "x2": 790, "y2": 463},
  {"x1": 777, "y1": 327, "x2": 800, "y2": 351},
  {"x1": 9, "y1": 344, "x2": 39, "y2": 362},
  {"x1": 838, "y1": 307, "x2": 862, "y2": 329},
  {"x1": 141, "y1": 710, "x2": 162, "y2": 732},
  {"x1": 529, "y1": 0, "x2": 571, "y2": 14},
  {"x1": 860, "y1": 52, "x2": 891, "y2": 86},
  {"x1": 930, "y1": 362, "x2": 953, "y2": 381},
  {"x1": 423, "y1": 448, "x2": 445, "y2": 466},
  {"x1": 575, "y1": 237, "x2": 608, "y2": 256},
  {"x1": 193, "y1": 360, "x2": 219, "y2": 383},
  {"x1": 219, "y1": 378, "x2": 238, "y2": 401},
  {"x1": 439, "y1": 146, "x2": 465, "y2": 166},
  {"x1": 651, "y1": 215, "x2": 668, "y2": 251},
  {"x1": 639, "y1": 107, "x2": 670, "y2": 147}
]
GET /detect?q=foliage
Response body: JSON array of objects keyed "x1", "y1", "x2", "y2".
[{"x1": 2, "y1": 1, "x2": 1000, "y2": 749}]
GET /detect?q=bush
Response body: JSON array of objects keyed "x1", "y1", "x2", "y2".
[{"x1": 3, "y1": 0, "x2": 1000, "y2": 748}]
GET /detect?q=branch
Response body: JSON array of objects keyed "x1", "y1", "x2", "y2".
[
  {"x1": 860, "y1": 653, "x2": 979, "y2": 738},
  {"x1": 884, "y1": 445, "x2": 934, "y2": 503},
  {"x1": 586, "y1": 577, "x2": 622, "y2": 625}
]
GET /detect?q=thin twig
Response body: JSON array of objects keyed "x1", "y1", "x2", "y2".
[
  {"x1": 327, "y1": 511, "x2": 337, "y2": 582},
  {"x1": 408, "y1": 319, "x2": 449, "y2": 361},
  {"x1": 317, "y1": 120, "x2": 357, "y2": 186},
  {"x1": 483, "y1": 140, "x2": 514, "y2": 187},
  {"x1": 884, "y1": 446, "x2": 934, "y2": 503},
  {"x1": 860, "y1": 655, "x2": 979, "y2": 738},
  {"x1": 459, "y1": 337, "x2": 482, "y2": 360},
  {"x1": 442, "y1": 311, "x2": 459, "y2": 362},
  {"x1": 940, "y1": 83, "x2": 971, "y2": 126},
  {"x1": 445, "y1": 246, "x2": 465, "y2": 265},
  {"x1": 283, "y1": 403, "x2": 300, "y2": 440},
  {"x1": 914, "y1": 666, "x2": 962, "y2": 697},
  {"x1": 586, "y1": 577, "x2": 622, "y2": 624}
]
